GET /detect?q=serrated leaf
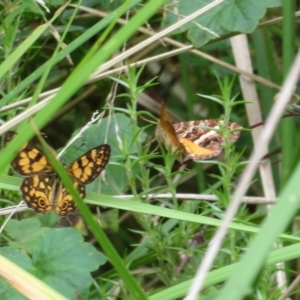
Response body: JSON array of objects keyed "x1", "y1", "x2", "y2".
[
  {"x1": 31, "y1": 228, "x2": 106, "y2": 279},
  {"x1": 5, "y1": 218, "x2": 49, "y2": 251},
  {"x1": 162, "y1": 0, "x2": 281, "y2": 47},
  {"x1": 28, "y1": 228, "x2": 106, "y2": 299},
  {"x1": 220, "y1": 1, "x2": 266, "y2": 33}
]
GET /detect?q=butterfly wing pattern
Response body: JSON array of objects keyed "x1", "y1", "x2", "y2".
[
  {"x1": 173, "y1": 120, "x2": 242, "y2": 160},
  {"x1": 4, "y1": 131, "x2": 54, "y2": 175},
  {"x1": 4, "y1": 131, "x2": 111, "y2": 216},
  {"x1": 156, "y1": 104, "x2": 242, "y2": 161}
]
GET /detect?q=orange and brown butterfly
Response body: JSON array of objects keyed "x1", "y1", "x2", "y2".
[
  {"x1": 4, "y1": 131, "x2": 110, "y2": 216},
  {"x1": 156, "y1": 103, "x2": 242, "y2": 161}
]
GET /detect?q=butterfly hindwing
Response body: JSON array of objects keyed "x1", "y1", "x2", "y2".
[
  {"x1": 21, "y1": 174, "x2": 54, "y2": 214},
  {"x1": 54, "y1": 181, "x2": 85, "y2": 216}
]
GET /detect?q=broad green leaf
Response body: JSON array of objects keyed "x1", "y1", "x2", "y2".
[
  {"x1": 0, "y1": 247, "x2": 33, "y2": 270},
  {"x1": 162, "y1": 0, "x2": 281, "y2": 47},
  {"x1": 63, "y1": 113, "x2": 147, "y2": 162},
  {"x1": 2, "y1": 223, "x2": 106, "y2": 300},
  {"x1": 29, "y1": 228, "x2": 106, "y2": 299},
  {"x1": 5, "y1": 218, "x2": 49, "y2": 251}
]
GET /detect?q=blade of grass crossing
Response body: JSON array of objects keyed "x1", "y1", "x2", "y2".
[{"x1": 215, "y1": 159, "x2": 300, "y2": 299}]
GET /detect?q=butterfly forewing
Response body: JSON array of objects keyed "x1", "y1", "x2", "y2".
[
  {"x1": 4, "y1": 131, "x2": 54, "y2": 176},
  {"x1": 66, "y1": 144, "x2": 111, "y2": 185},
  {"x1": 156, "y1": 103, "x2": 186, "y2": 155}
]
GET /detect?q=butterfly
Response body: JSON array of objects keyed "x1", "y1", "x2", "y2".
[
  {"x1": 156, "y1": 103, "x2": 241, "y2": 161},
  {"x1": 4, "y1": 131, "x2": 111, "y2": 216}
]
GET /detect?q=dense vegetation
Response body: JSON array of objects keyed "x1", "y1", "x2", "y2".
[{"x1": 0, "y1": 1, "x2": 300, "y2": 299}]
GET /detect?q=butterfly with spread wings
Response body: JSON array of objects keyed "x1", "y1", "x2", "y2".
[{"x1": 4, "y1": 131, "x2": 110, "y2": 216}]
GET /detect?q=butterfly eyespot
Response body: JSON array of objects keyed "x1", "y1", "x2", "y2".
[
  {"x1": 38, "y1": 198, "x2": 46, "y2": 207},
  {"x1": 61, "y1": 201, "x2": 68, "y2": 210}
]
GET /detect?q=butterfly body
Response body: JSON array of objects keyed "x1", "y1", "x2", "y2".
[
  {"x1": 156, "y1": 103, "x2": 187, "y2": 155},
  {"x1": 4, "y1": 131, "x2": 110, "y2": 216}
]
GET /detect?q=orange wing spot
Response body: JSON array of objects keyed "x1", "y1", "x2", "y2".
[
  {"x1": 38, "y1": 156, "x2": 48, "y2": 166},
  {"x1": 91, "y1": 150, "x2": 97, "y2": 160},
  {"x1": 19, "y1": 157, "x2": 30, "y2": 167},
  {"x1": 73, "y1": 168, "x2": 83, "y2": 179},
  {"x1": 20, "y1": 152, "x2": 28, "y2": 158},
  {"x1": 84, "y1": 166, "x2": 92, "y2": 176},
  {"x1": 28, "y1": 150, "x2": 39, "y2": 160},
  {"x1": 72, "y1": 161, "x2": 79, "y2": 170},
  {"x1": 178, "y1": 137, "x2": 218, "y2": 159},
  {"x1": 80, "y1": 156, "x2": 89, "y2": 167},
  {"x1": 39, "y1": 181, "x2": 46, "y2": 189},
  {"x1": 32, "y1": 162, "x2": 46, "y2": 172},
  {"x1": 35, "y1": 191, "x2": 46, "y2": 198},
  {"x1": 32, "y1": 177, "x2": 39, "y2": 186}
]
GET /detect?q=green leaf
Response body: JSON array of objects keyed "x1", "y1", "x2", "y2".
[
  {"x1": 97, "y1": 162, "x2": 129, "y2": 195},
  {"x1": 3, "y1": 223, "x2": 106, "y2": 300},
  {"x1": 162, "y1": 0, "x2": 280, "y2": 47},
  {"x1": 0, "y1": 279, "x2": 27, "y2": 300},
  {"x1": 45, "y1": 0, "x2": 65, "y2": 6},
  {"x1": 263, "y1": 0, "x2": 282, "y2": 7},
  {"x1": 220, "y1": 1, "x2": 266, "y2": 33},
  {"x1": 5, "y1": 218, "x2": 49, "y2": 251},
  {"x1": 63, "y1": 113, "x2": 147, "y2": 162},
  {"x1": 29, "y1": 228, "x2": 106, "y2": 299},
  {"x1": 0, "y1": 247, "x2": 33, "y2": 270}
]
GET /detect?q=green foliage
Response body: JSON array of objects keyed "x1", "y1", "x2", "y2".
[
  {"x1": 1, "y1": 0, "x2": 299, "y2": 299},
  {"x1": 162, "y1": 0, "x2": 282, "y2": 47},
  {"x1": 1, "y1": 219, "x2": 106, "y2": 300}
]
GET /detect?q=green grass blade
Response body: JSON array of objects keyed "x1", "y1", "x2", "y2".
[
  {"x1": 0, "y1": 0, "x2": 141, "y2": 107},
  {"x1": 149, "y1": 242, "x2": 300, "y2": 300},
  {"x1": 0, "y1": 5, "x2": 65, "y2": 81}
]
